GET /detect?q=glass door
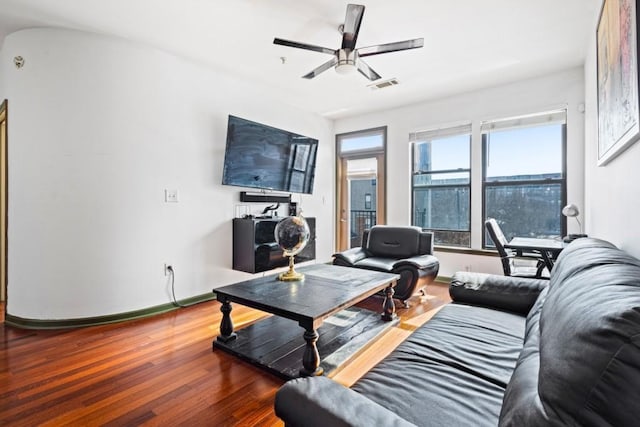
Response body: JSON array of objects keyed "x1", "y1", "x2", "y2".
[
  {"x1": 345, "y1": 158, "x2": 379, "y2": 248},
  {"x1": 336, "y1": 127, "x2": 386, "y2": 251}
]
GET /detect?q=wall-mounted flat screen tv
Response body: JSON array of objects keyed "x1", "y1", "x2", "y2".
[{"x1": 221, "y1": 115, "x2": 318, "y2": 194}]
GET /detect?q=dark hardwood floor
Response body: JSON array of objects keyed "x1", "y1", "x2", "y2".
[{"x1": 0, "y1": 282, "x2": 451, "y2": 426}]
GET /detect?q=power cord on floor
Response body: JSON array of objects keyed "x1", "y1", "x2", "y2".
[{"x1": 168, "y1": 265, "x2": 188, "y2": 308}]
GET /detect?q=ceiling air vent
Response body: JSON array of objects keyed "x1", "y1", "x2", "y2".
[{"x1": 368, "y1": 78, "x2": 399, "y2": 90}]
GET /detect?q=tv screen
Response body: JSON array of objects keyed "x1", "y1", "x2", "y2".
[{"x1": 222, "y1": 115, "x2": 318, "y2": 194}]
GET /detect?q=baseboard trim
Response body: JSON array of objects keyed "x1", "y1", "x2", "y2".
[
  {"x1": 435, "y1": 275, "x2": 452, "y2": 285},
  {"x1": 5, "y1": 276, "x2": 452, "y2": 329},
  {"x1": 4, "y1": 293, "x2": 217, "y2": 330}
]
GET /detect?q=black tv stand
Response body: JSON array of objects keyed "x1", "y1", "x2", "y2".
[{"x1": 232, "y1": 217, "x2": 316, "y2": 274}]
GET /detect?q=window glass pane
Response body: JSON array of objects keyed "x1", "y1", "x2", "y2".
[
  {"x1": 349, "y1": 194, "x2": 376, "y2": 248},
  {"x1": 413, "y1": 171, "x2": 470, "y2": 186},
  {"x1": 412, "y1": 131, "x2": 471, "y2": 247},
  {"x1": 432, "y1": 230, "x2": 471, "y2": 247},
  {"x1": 483, "y1": 113, "x2": 566, "y2": 248},
  {"x1": 485, "y1": 124, "x2": 563, "y2": 181},
  {"x1": 485, "y1": 183, "x2": 563, "y2": 242},
  {"x1": 340, "y1": 134, "x2": 384, "y2": 153},
  {"x1": 413, "y1": 134, "x2": 470, "y2": 172},
  {"x1": 347, "y1": 157, "x2": 377, "y2": 175},
  {"x1": 414, "y1": 187, "x2": 470, "y2": 231}
]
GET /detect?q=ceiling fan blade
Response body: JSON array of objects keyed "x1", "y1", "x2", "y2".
[
  {"x1": 341, "y1": 4, "x2": 365, "y2": 50},
  {"x1": 356, "y1": 59, "x2": 381, "y2": 81},
  {"x1": 357, "y1": 38, "x2": 424, "y2": 57},
  {"x1": 274, "y1": 38, "x2": 336, "y2": 56},
  {"x1": 303, "y1": 57, "x2": 339, "y2": 79}
]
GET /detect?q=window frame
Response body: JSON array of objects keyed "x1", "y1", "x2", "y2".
[
  {"x1": 481, "y1": 121, "x2": 568, "y2": 248},
  {"x1": 410, "y1": 130, "x2": 472, "y2": 248}
]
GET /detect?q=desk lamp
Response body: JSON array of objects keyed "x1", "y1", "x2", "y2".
[{"x1": 562, "y1": 204, "x2": 588, "y2": 243}]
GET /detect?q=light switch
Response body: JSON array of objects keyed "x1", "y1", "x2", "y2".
[{"x1": 165, "y1": 189, "x2": 179, "y2": 203}]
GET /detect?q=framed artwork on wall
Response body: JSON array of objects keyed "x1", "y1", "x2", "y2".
[{"x1": 597, "y1": 0, "x2": 640, "y2": 165}]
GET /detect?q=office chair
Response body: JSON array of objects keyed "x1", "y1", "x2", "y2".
[{"x1": 485, "y1": 218, "x2": 548, "y2": 279}]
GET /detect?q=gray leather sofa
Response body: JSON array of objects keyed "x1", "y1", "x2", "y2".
[
  {"x1": 275, "y1": 238, "x2": 640, "y2": 426},
  {"x1": 332, "y1": 225, "x2": 440, "y2": 307}
]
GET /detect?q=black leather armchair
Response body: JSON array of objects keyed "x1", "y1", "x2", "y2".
[{"x1": 332, "y1": 225, "x2": 439, "y2": 307}]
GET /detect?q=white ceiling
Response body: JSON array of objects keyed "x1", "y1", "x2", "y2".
[{"x1": 0, "y1": 0, "x2": 600, "y2": 119}]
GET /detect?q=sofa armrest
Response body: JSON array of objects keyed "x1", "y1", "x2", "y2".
[
  {"x1": 393, "y1": 254, "x2": 439, "y2": 271},
  {"x1": 332, "y1": 247, "x2": 368, "y2": 267},
  {"x1": 449, "y1": 271, "x2": 547, "y2": 315},
  {"x1": 275, "y1": 377, "x2": 416, "y2": 427}
]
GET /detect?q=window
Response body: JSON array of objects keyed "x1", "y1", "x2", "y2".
[
  {"x1": 411, "y1": 124, "x2": 471, "y2": 247},
  {"x1": 338, "y1": 131, "x2": 385, "y2": 154},
  {"x1": 482, "y1": 110, "x2": 566, "y2": 247}
]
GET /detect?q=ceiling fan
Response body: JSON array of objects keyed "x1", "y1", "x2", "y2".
[{"x1": 274, "y1": 4, "x2": 424, "y2": 81}]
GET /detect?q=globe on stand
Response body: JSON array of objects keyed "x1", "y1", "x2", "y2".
[{"x1": 275, "y1": 215, "x2": 310, "y2": 281}]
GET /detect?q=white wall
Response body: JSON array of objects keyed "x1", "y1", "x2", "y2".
[
  {"x1": 0, "y1": 60, "x2": 4, "y2": 101},
  {"x1": 1, "y1": 28, "x2": 334, "y2": 320},
  {"x1": 583, "y1": 1, "x2": 640, "y2": 259},
  {"x1": 334, "y1": 68, "x2": 586, "y2": 277}
]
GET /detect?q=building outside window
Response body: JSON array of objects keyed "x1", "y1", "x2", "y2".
[
  {"x1": 364, "y1": 193, "x2": 372, "y2": 210},
  {"x1": 411, "y1": 124, "x2": 471, "y2": 247},
  {"x1": 482, "y1": 110, "x2": 567, "y2": 247}
]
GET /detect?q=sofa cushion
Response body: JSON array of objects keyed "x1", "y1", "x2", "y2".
[
  {"x1": 352, "y1": 303, "x2": 526, "y2": 427},
  {"x1": 500, "y1": 238, "x2": 640, "y2": 426},
  {"x1": 366, "y1": 226, "x2": 421, "y2": 258},
  {"x1": 392, "y1": 254, "x2": 439, "y2": 271},
  {"x1": 332, "y1": 247, "x2": 368, "y2": 267},
  {"x1": 354, "y1": 257, "x2": 397, "y2": 273}
]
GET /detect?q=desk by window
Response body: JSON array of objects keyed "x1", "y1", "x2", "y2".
[{"x1": 504, "y1": 237, "x2": 566, "y2": 272}]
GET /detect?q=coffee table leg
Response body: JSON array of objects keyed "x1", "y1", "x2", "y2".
[
  {"x1": 381, "y1": 285, "x2": 396, "y2": 321},
  {"x1": 217, "y1": 298, "x2": 237, "y2": 343},
  {"x1": 300, "y1": 328, "x2": 323, "y2": 377}
]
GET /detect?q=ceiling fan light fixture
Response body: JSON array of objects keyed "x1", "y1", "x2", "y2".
[
  {"x1": 335, "y1": 49, "x2": 357, "y2": 75},
  {"x1": 334, "y1": 64, "x2": 356, "y2": 75},
  {"x1": 335, "y1": 61, "x2": 356, "y2": 75}
]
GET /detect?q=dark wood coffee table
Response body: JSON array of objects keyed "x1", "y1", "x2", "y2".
[{"x1": 212, "y1": 264, "x2": 399, "y2": 379}]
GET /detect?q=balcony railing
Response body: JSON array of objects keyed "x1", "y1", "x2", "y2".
[{"x1": 350, "y1": 210, "x2": 376, "y2": 247}]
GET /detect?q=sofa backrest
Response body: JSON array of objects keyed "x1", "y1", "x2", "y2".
[
  {"x1": 364, "y1": 225, "x2": 432, "y2": 258},
  {"x1": 500, "y1": 238, "x2": 640, "y2": 426}
]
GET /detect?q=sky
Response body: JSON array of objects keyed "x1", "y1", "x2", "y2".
[
  {"x1": 340, "y1": 123, "x2": 564, "y2": 179},
  {"x1": 417, "y1": 124, "x2": 563, "y2": 178}
]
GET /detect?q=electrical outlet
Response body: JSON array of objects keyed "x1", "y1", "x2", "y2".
[
  {"x1": 164, "y1": 263, "x2": 172, "y2": 276},
  {"x1": 164, "y1": 189, "x2": 179, "y2": 203}
]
